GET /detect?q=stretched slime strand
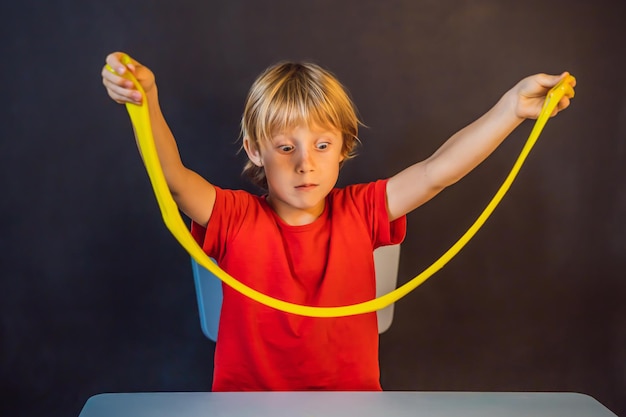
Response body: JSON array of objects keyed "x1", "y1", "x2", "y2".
[{"x1": 106, "y1": 55, "x2": 575, "y2": 317}]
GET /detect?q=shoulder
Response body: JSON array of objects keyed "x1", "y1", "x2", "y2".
[
  {"x1": 195, "y1": 186, "x2": 276, "y2": 255},
  {"x1": 207, "y1": 185, "x2": 274, "y2": 231},
  {"x1": 213, "y1": 185, "x2": 264, "y2": 210},
  {"x1": 330, "y1": 179, "x2": 388, "y2": 206}
]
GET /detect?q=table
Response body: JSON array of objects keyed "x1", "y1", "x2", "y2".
[{"x1": 78, "y1": 391, "x2": 617, "y2": 417}]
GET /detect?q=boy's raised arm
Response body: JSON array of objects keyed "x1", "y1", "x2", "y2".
[
  {"x1": 385, "y1": 72, "x2": 575, "y2": 222},
  {"x1": 101, "y1": 52, "x2": 216, "y2": 227}
]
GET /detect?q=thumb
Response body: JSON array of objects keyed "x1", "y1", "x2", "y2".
[
  {"x1": 536, "y1": 71, "x2": 570, "y2": 89},
  {"x1": 119, "y1": 53, "x2": 141, "y2": 75}
]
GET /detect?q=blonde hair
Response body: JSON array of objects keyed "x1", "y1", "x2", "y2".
[{"x1": 240, "y1": 61, "x2": 361, "y2": 189}]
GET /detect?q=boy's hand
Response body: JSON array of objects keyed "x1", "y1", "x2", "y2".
[
  {"x1": 514, "y1": 72, "x2": 576, "y2": 120},
  {"x1": 101, "y1": 52, "x2": 155, "y2": 105}
]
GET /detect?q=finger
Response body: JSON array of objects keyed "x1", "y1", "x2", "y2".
[
  {"x1": 105, "y1": 52, "x2": 144, "y2": 78},
  {"x1": 550, "y1": 96, "x2": 571, "y2": 117},
  {"x1": 101, "y1": 65, "x2": 134, "y2": 89},
  {"x1": 105, "y1": 52, "x2": 129, "y2": 76},
  {"x1": 108, "y1": 91, "x2": 130, "y2": 104},
  {"x1": 567, "y1": 75, "x2": 577, "y2": 88},
  {"x1": 108, "y1": 90, "x2": 142, "y2": 105},
  {"x1": 103, "y1": 77, "x2": 142, "y2": 104},
  {"x1": 126, "y1": 61, "x2": 138, "y2": 74},
  {"x1": 563, "y1": 75, "x2": 576, "y2": 98},
  {"x1": 119, "y1": 54, "x2": 141, "y2": 75}
]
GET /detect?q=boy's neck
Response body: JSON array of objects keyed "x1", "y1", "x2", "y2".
[{"x1": 266, "y1": 196, "x2": 326, "y2": 226}]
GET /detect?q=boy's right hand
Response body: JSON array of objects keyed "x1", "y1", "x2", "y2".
[{"x1": 101, "y1": 52, "x2": 155, "y2": 106}]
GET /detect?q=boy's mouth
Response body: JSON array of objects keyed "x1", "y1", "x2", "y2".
[{"x1": 295, "y1": 183, "x2": 318, "y2": 190}]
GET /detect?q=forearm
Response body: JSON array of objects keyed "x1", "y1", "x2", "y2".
[
  {"x1": 135, "y1": 87, "x2": 189, "y2": 197},
  {"x1": 386, "y1": 89, "x2": 525, "y2": 220},
  {"x1": 425, "y1": 89, "x2": 524, "y2": 188},
  {"x1": 386, "y1": 71, "x2": 574, "y2": 221},
  {"x1": 135, "y1": 87, "x2": 216, "y2": 226}
]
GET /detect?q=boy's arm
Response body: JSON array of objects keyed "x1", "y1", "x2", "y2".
[
  {"x1": 385, "y1": 72, "x2": 575, "y2": 222},
  {"x1": 102, "y1": 53, "x2": 215, "y2": 227}
]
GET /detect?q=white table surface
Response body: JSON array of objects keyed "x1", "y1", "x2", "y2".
[{"x1": 78, "y1": 391, "x2": 618, "y2": 417}]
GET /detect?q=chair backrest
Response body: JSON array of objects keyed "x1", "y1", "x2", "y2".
[
  {"x1": 191, "y1": 257, "x2": 223, "y2": 342},
  {"x1": 191, "y1": 244, "x2": 401, "y2": 341}
]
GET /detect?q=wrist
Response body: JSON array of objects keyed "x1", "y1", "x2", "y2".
[
  {"x1": 500, "y1": 88, "x2": 526, "y2": 124},
  {"x1": 145, "y1": 84, "x2": 158, "y2": 99}
]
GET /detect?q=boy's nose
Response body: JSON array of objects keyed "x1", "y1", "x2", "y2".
[{"x1": 296, "y1": 149, "x2": 315, "y2": 173}]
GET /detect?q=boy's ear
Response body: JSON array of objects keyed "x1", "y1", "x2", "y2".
[{"x1": 243, "y1": 137, "x2": 263, "y2": 167}]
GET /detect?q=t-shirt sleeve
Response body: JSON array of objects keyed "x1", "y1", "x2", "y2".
[
  {"x1": 190, "y1": 186, "x2": 251, "y2": 260},
  {"x1": 372, "y1": 179, "x2": 406, "y2": 247},
  {"x1": 339, "y1": 179, "x2": 407, "y2": 249}
]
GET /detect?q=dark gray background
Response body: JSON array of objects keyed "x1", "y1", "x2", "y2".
[{"x1": 1, "y1": 1, "x2": 624, "y2": 416}]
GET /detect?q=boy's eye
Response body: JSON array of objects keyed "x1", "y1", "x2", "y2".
[
  {"x1": 316, "y1": 142, "x2": 329, "y2": 150},
  {"x1": 278, "y1": 145, "x2": 294, "y2": 153}
]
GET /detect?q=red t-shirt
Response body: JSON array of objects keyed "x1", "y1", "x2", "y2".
[{"x1": 191, "y1": 179, "x2": 406, "y2": 391}]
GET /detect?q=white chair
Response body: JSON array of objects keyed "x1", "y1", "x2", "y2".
[
  {"x1": 372, "y1": 244, "x2": 401, "y2": 333},
  {"x1": 192, "y1": 244, "x2": 401, "y2": 341}
]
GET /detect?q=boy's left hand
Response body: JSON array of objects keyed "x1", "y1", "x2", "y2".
[{"x1": 514, "y1": 72, "x2": 576, "y2": 119}]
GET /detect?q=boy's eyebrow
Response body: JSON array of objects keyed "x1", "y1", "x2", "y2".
[
  {"x1": 309, "y1": 126, "x2": 342, "y2": 137},
  {"x1": 269, "y1": 132, "x2": 288, "y2": 140},
  {"x1": 270, "y1": 127, "x2": 340, "y2": 138}
]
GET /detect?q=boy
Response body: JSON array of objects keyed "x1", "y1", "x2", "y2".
[{"x1": 101, "y1": 53, "x2": 575, "y2": 391}]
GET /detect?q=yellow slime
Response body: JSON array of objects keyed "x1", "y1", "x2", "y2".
[{"x1": 107, "y1": 55, "x2": 575, "y2": 317}]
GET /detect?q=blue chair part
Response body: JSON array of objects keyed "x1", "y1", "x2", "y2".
[
  {"x1": 191, "y1": 258, "x2": 223, "y2": 342},
  {"x1": 191, "y1": 244, "x2": 401, "y2": 341}
]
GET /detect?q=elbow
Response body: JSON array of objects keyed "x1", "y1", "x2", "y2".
[
  {"x1": 424, "y1": 160, "x2": 460, "y2": 191},
  {"x1": 163, "y1": 166, "x2": 189, "y2": 199}
]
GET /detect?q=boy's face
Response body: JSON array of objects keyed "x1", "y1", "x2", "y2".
[{"x1": 244, "y1": 123, "x2": 344, "y2": 226}]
